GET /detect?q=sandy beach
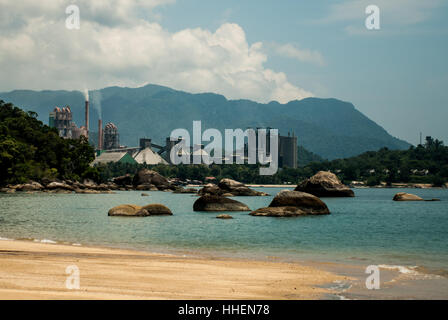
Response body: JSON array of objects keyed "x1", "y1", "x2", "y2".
[{"x1": 0, "y1": 240, "x2": 345, "y2": 300}]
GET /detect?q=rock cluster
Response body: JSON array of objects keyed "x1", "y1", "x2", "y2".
[
  {"x1": 250, "y1": 190, "x2": 330, "y2": 217},
  {"x1": 108, "y1": 203, "x2": 173, "y2": 217},
  {"x1": 1, "y1": 180, "x2": 118, "y2": 194},
  {"x1": 295, "y1": 171, "x2": 354, "y2": 197}
]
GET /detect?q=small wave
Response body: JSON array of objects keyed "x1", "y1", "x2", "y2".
[
  {"x1": 378, "y1": 264, "x2": 419, "y2": 275},
  {"x1": 0, "y1": 236, "x2": 13, "y2": 241},
  {"x1": 72, "y1": 243, "x2": 82, "y2": 246},
  {"x1": 379, "y1": 264, "x2": 443, "y2": 280},
  {"x1": 33, "y1": 239, "x2": 57, "y2": 244}
]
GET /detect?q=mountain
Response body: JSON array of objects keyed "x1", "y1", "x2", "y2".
[{"x1": 0, "y1": 84, "x2": 410, "y2": 159}]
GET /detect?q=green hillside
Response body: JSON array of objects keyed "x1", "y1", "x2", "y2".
[
  {"x1": 0, "y1": 101, "x2": 97, "y2": 185},
  {"x1": 0, "y1": 84, "x2": 410, "y2": 159}
]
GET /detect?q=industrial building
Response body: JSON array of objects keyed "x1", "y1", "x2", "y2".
[
  {"x1": 92, "y1": 138, "x2": 169, "y2": 166},
  {"x1": 91, "y1": 151, "x2": 136, "y2": 166},
  {"x1": 103, "y1": 122, "x2": 120, "y2": 150},
  {"x1": 278, "y1": 132, "x2": 298, "y2": 169},
  {"x1": 243, "y1": 128, "x2": 298, "y2": 169},
  {"x1": 49, "y1": 106, "x2": 87, "y2": 139}
]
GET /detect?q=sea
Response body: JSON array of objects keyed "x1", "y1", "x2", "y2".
[{"x1": 1, "y1": 187, "x2": 447, "y2": 299}]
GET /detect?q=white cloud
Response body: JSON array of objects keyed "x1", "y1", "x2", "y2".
[
  {"x1": 0, "y1": 0, "x2": 312, "y2": 103},
  {"x1": 274, "y1": 43, "x2": 325, "y2": 66},
  {"x1": 317, "y1": 0, "x2": 443, "y2": 33}
]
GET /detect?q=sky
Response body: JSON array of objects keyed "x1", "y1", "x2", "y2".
[{"x1": 0, "y1": 0, "x2": 447, "y2": 145}]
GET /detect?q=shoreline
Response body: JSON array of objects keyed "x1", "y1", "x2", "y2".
[{"x1": 0, "y1": 239, "x2": 347, "y2": 300}]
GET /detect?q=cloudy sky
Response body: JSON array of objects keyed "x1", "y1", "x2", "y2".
[{"x1": 0, "y1": 0, "x2": 447, "y2": 144}]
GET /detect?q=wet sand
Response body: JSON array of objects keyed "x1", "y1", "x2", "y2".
[{"x1": 0, "y1": 240, "x2": 345, "y2": 300}]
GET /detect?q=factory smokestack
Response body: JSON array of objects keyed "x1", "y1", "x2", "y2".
[
  {"x1": 85, "y1": 100, "x2": 89, "y2": 138},
  {"x1": 98, "y1": 119, "x2": 103, "y2": 150}
]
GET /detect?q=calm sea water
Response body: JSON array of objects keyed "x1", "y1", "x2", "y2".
[{"x1": 1, "y1": 188, "x2": 447, "y2": 271}]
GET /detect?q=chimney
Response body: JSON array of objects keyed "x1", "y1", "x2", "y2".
[
  {"x1": 85, "y1": 100, "x2": 89, "y2": 138},
  {"x1": 98, "y1": 119, "x2": 103, "y2": 150}
]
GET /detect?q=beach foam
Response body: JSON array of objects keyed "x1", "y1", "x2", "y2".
[{"x1": 33, "y1": 239, "x2": 57, "y2": 244}]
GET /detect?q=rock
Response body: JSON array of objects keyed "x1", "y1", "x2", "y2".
[
  {"x1": 75, "y1": 189, "x2": 100, "y2": 194},
  {"x1": 141, "y1": 193, "x2": 150, "y2": 197},
  {"x1": 221, "y1": 193, "x2": 234, "y2": 197},
  {"x1": 141, "y1": 204, "x2": 173, "y2": 215},
  {"x1": 218, "y1": 178, "x2": 268, "y2": 196},
  {"x1": 20, "y1": 181, "x2": 43, "y2": 191},
  {"x1": 173, "y1": 187, "x2": 198, "y2": 194},
  {"x1": 216, "y1": 214, "x2": 233, "y2": 219},
  {"x1": 113, "y1": 174, "x2": 133, "y2": 187},
  {"x1": 250, "y1": 190, "x2": 330, "y2": 217},
  {"x1": 133, "y1": 169, "x2": 173, "y2": 190},
  {"x1": 136, "y1": 184, "x2": 157, "y2": 191},
  {"x1": 393, "y1": 192, "x2": 424, "y2": 201},
  {"x1": 198, "y1": 179, "x2": 268, "y2": 196},
  {"x1": 46, "y1": 181, "x2": 74, "y2": 191},
  {"x1": 198, "y1": 183, "x2": 222, "y2": 196},
  {"x1": 295, "y1": 171, "x2": 354, "y2": 197},
  {"x1": 108, "y1": 204, "x2": 147, "y2": 216},
  {"x1": 0, "y1": 187, "x2": 15, "y2": 193},
  {"x1": 193, "y1": 195, "x2": 250, "y2": 212}
]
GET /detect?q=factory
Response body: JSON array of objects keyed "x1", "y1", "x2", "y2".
[
  {"x1": 49, "y1": 99, "x2": 298, "y2": 169},
  {"x1": 48, "y1": 106, "x2": 88, "y2": 139}
]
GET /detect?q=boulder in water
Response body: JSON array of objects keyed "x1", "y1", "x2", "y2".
[
  {"x1": 393, "y1": 192, "x2": 423, "y2": 201},
  {"x1": 250, "y1": 190, "x2": 330, "y2": 217},
  {"x1": 295, "y1": 171, "x2": 354, "y2": 197},
  {"x1": 193, "y1": 195, "x2": 250, "y2": 212}
]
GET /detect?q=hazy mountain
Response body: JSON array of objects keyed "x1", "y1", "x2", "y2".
[{"x1": 0, "y1": 84, "x2": 410, "y2": 160}]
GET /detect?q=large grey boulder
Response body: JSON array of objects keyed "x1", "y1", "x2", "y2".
[
  {"x1": 193, "y1": 195, "x2": 250, "y2": 212},
  {"x1": 295, "y1": 171, "x2": 354, "y2": 197},
  {"x1": 250, "y1": 190, "x2": 330, "y2": 217}
]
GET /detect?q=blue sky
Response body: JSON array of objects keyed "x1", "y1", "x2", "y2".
[
  {"x1": 156, "y1": 0, "x2": 448, "y2": 145},
  {"x1": 0, "y1": 0, "x2": 447, "y2": 145}
]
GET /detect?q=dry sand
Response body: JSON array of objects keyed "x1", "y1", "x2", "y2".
[{"x1": 0, "y1": 240, "x2": 344, "y2": 300}]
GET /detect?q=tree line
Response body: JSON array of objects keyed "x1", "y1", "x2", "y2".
[{"x1": 0, "y1": 101, "x2": 99, "y2": 186}]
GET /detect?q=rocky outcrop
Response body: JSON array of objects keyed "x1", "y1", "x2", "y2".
[
  {"x1": 250, "y1": 190, "x2": 330, "y2": 217},
  {"x1": 46, "y1": 181, "x2": 75, "y2": 191},
  {"x1": 108, "y1": 203, "x2": 172, "y2": 216},
  {"x1": 393, "y1": 192, "x2": 423, "y2": 201},
  {"x1": 295, "y1": 171, "x2": 354, "y2": 197},
  {"x1": 133, "y1": 169, "x2": 174, "y2": 191},
  {"x1": 193, "y1": 195, "x2": 250, "y2": 212},
  {"x1": 113, "y1": 174, "x2": 133, "y2": 187},
  {"x1": 198, "y1": 179, "x2": 268, "y2": 197}
]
